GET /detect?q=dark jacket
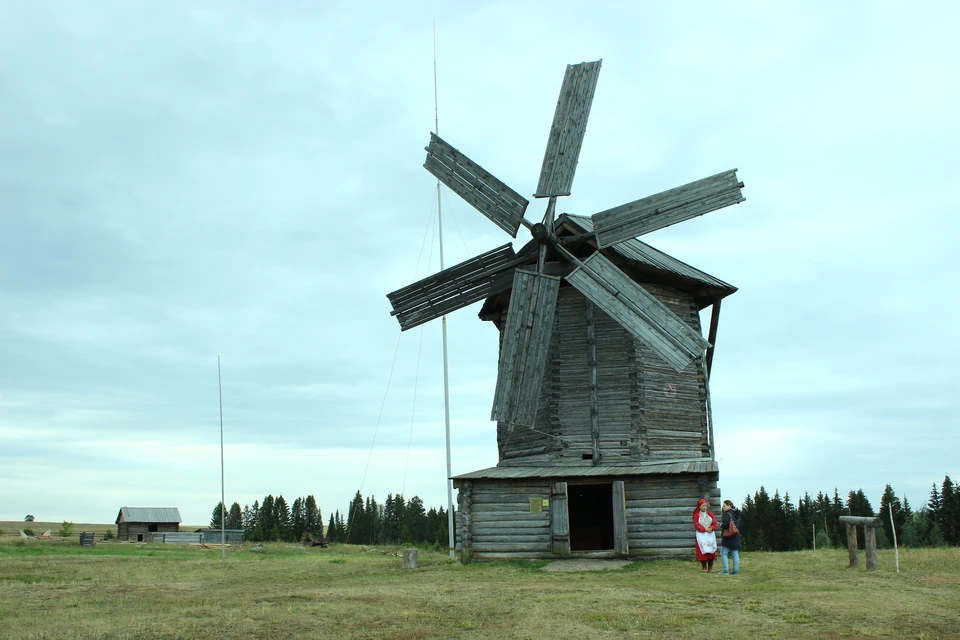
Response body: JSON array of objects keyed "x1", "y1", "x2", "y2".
[{"x1": 721, "y1": 508, "x2": 741, "y2": 550}]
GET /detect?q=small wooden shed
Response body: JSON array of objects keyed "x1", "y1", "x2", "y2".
[{"x1": 115, "y1": 507, "x2": 182, "y2": 542}]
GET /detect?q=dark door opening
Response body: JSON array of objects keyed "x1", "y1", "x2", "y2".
[
  {"x1": 136, "y1": 534, "x2": 144, "y2": 542},
  {"x1": 148, "y1": 524, "x2": 159, "y2": 533},
  {"x1": 568, "y1": 483, "x2": 614, "y2": 551}
]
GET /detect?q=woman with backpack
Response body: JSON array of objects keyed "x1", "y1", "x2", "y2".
[{"x1": 720, "y1": 499, "x2": 741, "y2": 574}]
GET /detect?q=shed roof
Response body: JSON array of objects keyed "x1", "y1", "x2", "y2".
[
  {"x1": 453, "y1": 459, "x2": 718, "y2": 480},
  {"x1": 116, "y1": 507, "x2": 182, "y2": 525}
]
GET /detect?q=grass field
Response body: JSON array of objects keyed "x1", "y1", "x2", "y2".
[{"x1": 0, "y1": 535, "x2": 957, "y2": 639}]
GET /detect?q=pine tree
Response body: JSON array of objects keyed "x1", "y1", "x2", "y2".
[
  {"x1": 927, "y1": 482, "x2": 943, "y2": 534},
  {"x1": 406, "y1": 496, "x2": 427, "y2": 544},
  {"x1": 227, "y1": 502, "x2": 243, "y2": 530},
  {"x1": 941, "y1": 476, "x2": 958, "y2": 545},
  {"x1": 275, "y1": 495, "x2": 292, "y2": 542},
  {"x1": 327, "y1": 513, "x2": 338, "y2": 543},
  {"x1": 210, "y1": 501, "x2": 226, "y2": 528},
  {"x1": 292, "y1": 497, "x2": 305, "y2": 543},
  {"x1": 346, "y1": 491, "x2": 365, "y2": 544},
  {"x1": 878, "y1": 484, "x2": 905, "y2": 546},
  {"x1": 305, "y1": 495, "x2": 323, "y2": 538},
  {"x1": 248, "y1": 500, "x2": 262, "y2": 542},
  {"x1": 260, "y1": 495, "x2": 275, "y2": 542}
]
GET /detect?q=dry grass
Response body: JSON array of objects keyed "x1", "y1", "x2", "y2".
[{"x1": 1, "y1": 536, "x2": 958, "y2": 639}]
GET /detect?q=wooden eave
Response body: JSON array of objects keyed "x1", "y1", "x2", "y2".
[{"x1": 478, "y1": 215, "x2": 737, "y2": 322}]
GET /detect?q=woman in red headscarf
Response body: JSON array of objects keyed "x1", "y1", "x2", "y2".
[{"x1": 693, "y1": 498, "x2": 718, "y2": 572}]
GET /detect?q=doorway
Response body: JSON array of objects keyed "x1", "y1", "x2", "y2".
[{"x1": 568, "y1": 483, "x2": 614, "y2": 550}]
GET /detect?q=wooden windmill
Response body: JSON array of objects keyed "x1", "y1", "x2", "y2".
[{"x1": 387, "y1": 60, "x2": 746, "y2": 561}]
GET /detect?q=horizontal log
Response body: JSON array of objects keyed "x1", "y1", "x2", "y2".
[
  {"x1": 471, "y1": 542, "x2": 552, "y2": 552},
  {"x1": 839, "y1": 516, "x2": 882, "y2": 527},
  {"x1": 469, "y1": 517, "x2": 551, "y2": 527},
  {"x1": 469, "y1": 552, "x2": 559, "y2": 560},
  {"x1": 472, "y1": 534, "x2": 552, "y2": 543},
  {"x1": 629, "y1": 537, "x2": 699, "y2": 548}
]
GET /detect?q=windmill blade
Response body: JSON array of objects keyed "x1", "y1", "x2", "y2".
[
  {"x1": 565, "y1": 253, "x2": 710, "y2": 372},
  {"x1": 387, "y1": 244, "x2": 525, "y2": 331},
  {"x1": 491, "y1": 270, "x2": 561, "y2": 428},
  {"x1": 535, "y1": 60, "x2": 602, "y2": 198},
  {"x1": 591, "y1": 169, "x2": 745, "y2": 249},
  {"x1": 424, "y1": 133, "x2": 529, "y2": 238}
]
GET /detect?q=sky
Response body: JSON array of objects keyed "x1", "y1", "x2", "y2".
[{"x1": 1, "y1": 2, "x2": 957, "y2": 526}]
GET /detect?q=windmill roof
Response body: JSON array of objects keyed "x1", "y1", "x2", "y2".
[
  {"x1": 115, "y1": 507, "x2": 182, "y2": 524},
  {"x1": 453, "y1": 458, "x2": 718, "y2": 480},
  {"x1": 559, "y1": 214, "x2": 737, "y2": 300}
]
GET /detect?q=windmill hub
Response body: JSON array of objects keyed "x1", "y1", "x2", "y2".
[{"x1": 530, "y1": 222, "x2": 559, "y2": 248}]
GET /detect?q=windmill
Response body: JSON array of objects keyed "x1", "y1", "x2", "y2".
[{"x1": 387, "y1": 60, "x2": 744, "y2": 431}]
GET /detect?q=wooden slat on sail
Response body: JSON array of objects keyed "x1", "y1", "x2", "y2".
[
  {"x1": 592, "y1": 169, "x2": 744, "y2": 248},
  {"x1": 491, "y1": 270, "x2": 561, "y2": 427},
  {"x1": 566, "y1": 253, "x2": 710, "y2": 372},
  {"x1": 424, "y1": 133, "x2": 529, "y2": 238},
  {"x1": 535, "y1": 60, "x2": 602, "y2": 198},
  {"x1": 387, "y1": 244, "x2": 523, "y2": 331}
]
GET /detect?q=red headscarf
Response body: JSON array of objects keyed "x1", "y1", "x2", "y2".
[{"x1": 696, "y1": 498, "x2": 708, "y2": 508}]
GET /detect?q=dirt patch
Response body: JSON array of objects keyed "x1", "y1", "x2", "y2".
[{"x1": 541, "y1": 559, "x2": 633, "y2": 572}]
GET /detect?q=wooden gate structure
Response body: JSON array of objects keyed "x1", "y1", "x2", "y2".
[{"x1": 840, "y1": 515, "x2": 883, "y2": 571}]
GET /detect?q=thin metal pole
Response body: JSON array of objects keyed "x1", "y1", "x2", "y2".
[
  {"x1": 434, "y1": 22, "x2": 455, "y2": 560},
  {"x1": 218, "y1": 356, "x2": 226, "y2": 569}
]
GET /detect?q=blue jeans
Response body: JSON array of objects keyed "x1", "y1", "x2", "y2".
[{"x1": 720, "y1": 546, "x2": 739, "y2": 574}]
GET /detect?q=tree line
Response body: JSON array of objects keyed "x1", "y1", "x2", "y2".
[
  {"x1": 738, "y1": 475, "x2": 959, "y2": 551},
  {"x1": 211, "y1": 491, "x2": 451, "y2": 548}
]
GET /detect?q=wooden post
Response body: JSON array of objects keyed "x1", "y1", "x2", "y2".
[
  {"x1": 865, "y1": 527, "x2": 878, "y2": 572},
  {"x1": 845, "y1": 523, "x2": 859, "y2": 568},
  {"x1": 551, "y1": 482, "x2": 570, "y2": 555},
  {"x1": 402, "y1": 549, "x2": 419, "y2": 569},
  {"x1": 612, "y1": 481, "x2": 628, "y2": 555}
]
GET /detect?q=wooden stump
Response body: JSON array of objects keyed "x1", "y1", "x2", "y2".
[{"x1": 402, "y1": 549, "x2": 419, "y2": 569}]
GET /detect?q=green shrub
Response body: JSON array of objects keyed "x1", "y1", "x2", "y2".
[
  {"x1": 59, "y1": 522, "x2": 75, "y2": 538},
  {"x1": 23, "y1": 528, "x2": 35, "y2": 537}
]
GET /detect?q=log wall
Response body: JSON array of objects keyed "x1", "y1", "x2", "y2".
[
  {"x1": 117, "y1": 522, "x2": 179, "y2": 542},
  {"x1": 456, "y1": 474, "x2": 720, "y2": 561},
  {"x1": 496, "y1": 283, "x2": 709, "y2": 464}
]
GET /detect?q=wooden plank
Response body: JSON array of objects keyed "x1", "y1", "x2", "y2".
[
  {"x1": 387, "y1": 244, "x2": 523, "y2": 330},
  {"x1": 592, "y1": 169, "x2": 745, "y2": 248},
  {"x1": 566, "y1": 253, "x2": 709, "y2": 372},
  {"x1": 613, "y1": 480, "x2": 628, "y2": 555},
  {"x1": 491, "y1": 270, "x2": 561, "y2": 427},
  {"x1": 586, "y1": 300, "x2": 601, "y2": 463},
  {"x1": 535, "y1": 60, "x2": 602, "y2": 198},
  {"x1": 424, "y1": 133, "x2": 529, "y2": 237},
  {"x1": 704, "y1": 299, "x2": 721, "y2": 378},
  {"x1": 550, "y1": 482, "x2": 570, "y2": 555}
]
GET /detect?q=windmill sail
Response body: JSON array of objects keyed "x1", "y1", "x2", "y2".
[
  {"x1": 592, "y1": 169, "x2": 744, "y2": 248},
  {"x1": 387, "y1": 244, "x2": 523, "y2": 331},
  {"x1": 566, "y1": 253, "x2": 710, "y2": 372},
  {"x1": 535, "y1": 60, "x2": 602, "y2": 198},
  {"x1": 424, "y1": 134, "x2": 529, "y2": 238},
  {"x1": 490, "y1": 270, "x2": 561, "y2": 427}
]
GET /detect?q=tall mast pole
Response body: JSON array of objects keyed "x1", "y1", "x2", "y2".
[
  {"x1": 434, "y1": 23, "x2": 456, "y2": 560},
  {"x1": 218, "y1": 355, "x2": 226, "y2": 569}
]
